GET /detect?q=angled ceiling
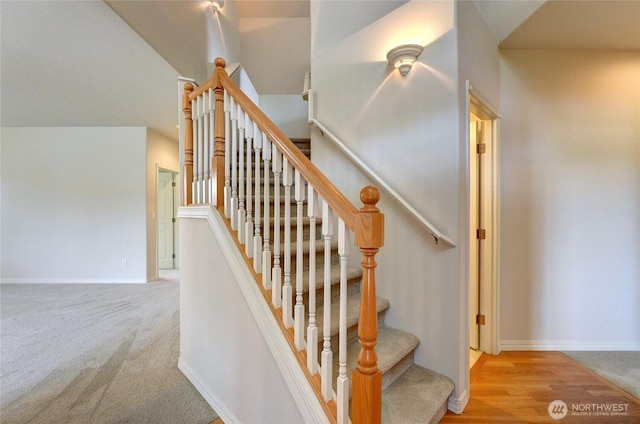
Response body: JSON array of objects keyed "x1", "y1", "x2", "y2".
[
  {"x1": 501, "y1": 0, "x2": 640, "y2": 49},
  {"x1": 105, "y1": 0, "x2": 211, "y2": 82},
  {"x1": 1, "y1": 1, "x2": 638, "y2": 139},
  {"x1": 0, "y1": 1, "x2": 181, "y2": 139}
]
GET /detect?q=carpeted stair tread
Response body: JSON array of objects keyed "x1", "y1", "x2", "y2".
[
  {"x1": 332, "y1": 326, "x2": 420, "y2": 396},
  {"x1": 382, "y1": 364, "x2": 454, "y2": 424},
  {"x1": 282, "y1": 237, "x2": 336, "y2": 257},
  {"x1": 296, "y1": 264, "x2": 362, "y2": 293},
  {"x1": 263, "y1": 215, "x2": 324, "y2": 228},
  {"x1": 311, "y1": 293, "x2": 390, "y2": 338}
]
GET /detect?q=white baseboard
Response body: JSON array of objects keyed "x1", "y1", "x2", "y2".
[
  {"x1": 0, "y1": 278, "x2": 147, "y2": 284},
  {"x1": 178, "y1": 358, "x2": 240, "y2": 424},
  {"x1": 501, "y1": 340, "x2": 640, "y2": 351},
  {"x1": 448, "y1": 389, "x2": 469, "y2": 414}
]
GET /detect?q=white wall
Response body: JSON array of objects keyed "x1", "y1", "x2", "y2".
[
  {"x1": 146, "y1": 129, "x2": 179, "y2": 279},
  {"x1": 310, "y1": 0, "x2": 473, "y2": 407},
  {"x1": 208, "y1": 0, "x2": 241, "y2": 66},
  {"x1": 259, "y1": 95, "x2": 311, "y2": 139},
  {"x1": 179, "y1": 213, "x2": 309, "y2": 423},
  {"x1": 239, "y1": 16, "x2": 310, "y2": 95},
  {"x1": 500, "y1": 49, "x2": 640, "y2": 350},
  {"x1": 454, "y1": 0, "x2": 502, "y2": 408},
  {"x1": 1, "y1": 127, "x2": 147, "y2": 283}
]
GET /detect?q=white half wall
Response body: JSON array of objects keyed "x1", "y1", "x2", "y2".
[
  {"x1": 1, "y1": 127, "x2": 147, "y2": 283},
  {"x1": 179, "y1": 209, "x2": 322, "y2": 423},
  {"x1": 500, "y1": 49, "x2": 640, "y2": 350}
]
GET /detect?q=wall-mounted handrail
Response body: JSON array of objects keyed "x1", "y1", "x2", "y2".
[{"x1": 310, "y1": 118, "x2": 456, "y2": 247}]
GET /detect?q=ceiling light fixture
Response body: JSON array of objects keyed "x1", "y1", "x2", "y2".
[
  {"x1": 386, "y1": 44, "x2": 423, "y2": 77},
  {"x1": 210, "y1": 0, "x2": 224, "y2": 12}
]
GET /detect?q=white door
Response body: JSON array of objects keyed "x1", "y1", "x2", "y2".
[
  {"x1": 158, "y1": 171, "x2": 176, "y2": 269},
  {"x1": 469, "y1": 118, "x2": 481, "y2": 350},
  {"x1": 468, "y1": 91, "x2": 499, "y2": 355}
]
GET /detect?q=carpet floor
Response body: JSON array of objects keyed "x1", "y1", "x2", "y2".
[
  {"x1": 1, "y1": 272, "x2": 218, "y2": 424},
  {"x1": 563, "y1": 351, "x2": 640, "y2": 400}
]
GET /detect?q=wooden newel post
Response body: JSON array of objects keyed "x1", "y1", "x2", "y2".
[
  {"x1": 212, "y1": 57, "x2": 227, "y2": 208},
  {"x1": 352, "y1": 186, "x2": 384, "y2": 424},
  {"x1": 182, "y1": 82, "x2": 194, "y2": 206}
]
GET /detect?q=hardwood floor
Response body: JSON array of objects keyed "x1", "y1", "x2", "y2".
[{"x1": 441, "y1": 351, "x2": 640, "y2": 423}]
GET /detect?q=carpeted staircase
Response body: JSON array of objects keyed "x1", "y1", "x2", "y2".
[{"x1": 249, "y1": 138, "x2": 454, "y2": 423}]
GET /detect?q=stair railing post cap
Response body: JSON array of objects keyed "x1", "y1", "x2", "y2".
[{"x1": 360, "y1": 186, "x2": 380, "y2": 211}]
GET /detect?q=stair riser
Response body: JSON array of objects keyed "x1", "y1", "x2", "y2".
[
  {"x1": 318, "y1": 308, "x2": 388, "y2": 357},
  {"x1": 331, "y1": 342, "x2": 416, "y2": 402},
  {"x1": 298, "y1": 274, "x2": 360, "y2": 305}
]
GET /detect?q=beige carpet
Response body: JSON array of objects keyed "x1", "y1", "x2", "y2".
[
  {"x1": 563, "y1": 351, "x2": 640, "y2": 400},
  {"x1": 1, "y1": 272, "x2": 218, "y2": 424}
]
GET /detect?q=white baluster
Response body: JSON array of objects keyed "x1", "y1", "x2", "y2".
[
  {"x1": 252, "y1": 127, "x2": 263, "y2": 274},
  {"x1": 337, "y1": 219, "x2": 350, "y2": 424},
  {"x1": 294, "y1": 170, "x2": 306, "y2": 350},
  {"x1": 306, "y1": 186, "x2": 319, "y2": 374},
  {"x1": 197, "y1": 95, "x2": 204, "y2": 204},
  {"x1": 282, "y1": 157, "x2": 293, "y2": 328},
  {"x1": 237, "y1": 104, "x2": 246, "y2": 243},
  {"x1": 192, "y1": 98, "x2": 198, "y2": 203},
  {"x1": 201, "y1": 92, "x2": 209, "y2": 204},
  {"x1": 205, "y1": 88, "x2": 216, "y2": 203},
  {"x1": 224, "y1": 90, "x2": 231, "y2": 218},
  {"x1": 230, "y1": 97, "x2": 238, "y2": 230},
  {"x1": 261, "y1": 134, "x2": 272, "y2": 289},
  {"x1": 321, "y1": 200, "x2": 334, "y2": 401},
  {"x1": 245, "y1": 116, "x2": 254, "y2": 258},
  {"x1": 271, "y1": 147, "x2": 282, "y2": 307}
]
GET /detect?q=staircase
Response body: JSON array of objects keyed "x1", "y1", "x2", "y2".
[
  {"x1": 181, "y1": 58, "x2": 454, "y2": 423},
  {"x1": 263, "y1": 138, "x2": 454, "y2": 423}
]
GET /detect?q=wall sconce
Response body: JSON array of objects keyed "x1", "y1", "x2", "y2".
[
  {"x1": 386, "y1": 44, "x2": 423, "y2": 76},
  {"x1": 210, "y1": 0, "x2": 224, "y2": 12}
]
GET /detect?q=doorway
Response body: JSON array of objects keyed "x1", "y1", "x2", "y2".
[
  {"x1": 467, "y1": 84, "x2": 500, "y2": 365},
  {"x1": 158, "y1": 169, "x2": 178, "y2": 270}
]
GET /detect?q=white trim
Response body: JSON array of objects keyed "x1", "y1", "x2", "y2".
[
  {"x1": 467, "y1": 82, "x2": 500, "y2": 119},
  {"x1": 501, "y1": 340, "x2": 640, "y2": 351},
  {"x1": 0, "y1": 278, "x2": 146, "y2": 284},
  {"x1": 448, "y1": 389, "x2": 469, "y2": 414},
  {"x1": 225, "y1": 62, "x2": 242, "y2": 79},
  {"x1": 465, "y1": 81, "x2": 501, "y2": 360},
  {"x1": 177, "y1": 206, "x2": 329, "y2": 423},
  {"x1": 178, "y1": 359, "x2": 241, "y2": 424}
]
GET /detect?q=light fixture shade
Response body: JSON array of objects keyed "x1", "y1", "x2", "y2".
[
  {"x1": 386, "y1": 44, "x2": 423, "y2": 76},
  {"x1": 210, "y1": 0, "x2": 224, "y2": 11}
]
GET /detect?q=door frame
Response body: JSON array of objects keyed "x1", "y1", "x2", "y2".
[
  {"x1": 157, "y1": 167, "x2": 179, "y2": 271},
  {"x1": 466, "y1": 81, "x2": 500, "y2": 356}
]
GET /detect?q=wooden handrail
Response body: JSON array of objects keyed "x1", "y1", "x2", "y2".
[
  {"x1": 183, "y1": 58, "x2": 383, "y2": 423},
  {"x1": 212, "y1": 58, "x2": 359, "y2": 232}
]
